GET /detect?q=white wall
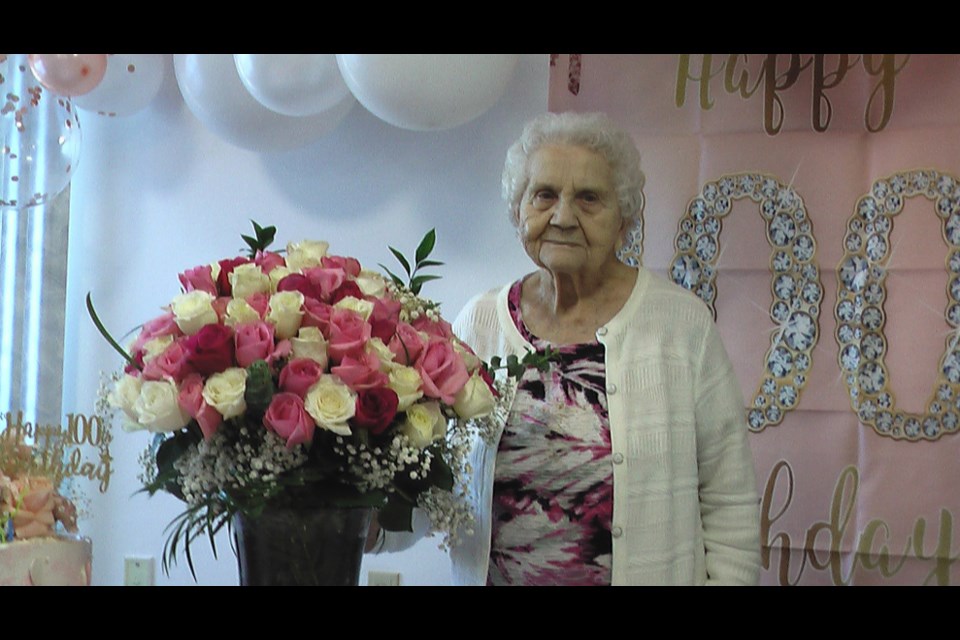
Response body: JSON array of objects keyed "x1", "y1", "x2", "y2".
[{"x1": 61, "y1": 54, "x2": 549, "y2": 586}]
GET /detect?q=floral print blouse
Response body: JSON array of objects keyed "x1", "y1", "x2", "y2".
[{"x1": 487, "y1": 280, "x2": 614, "y2": 586}]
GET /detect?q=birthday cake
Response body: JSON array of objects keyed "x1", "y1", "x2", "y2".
[{"x1": 0, "y1": 434, "x2": 92, "y2": 586}]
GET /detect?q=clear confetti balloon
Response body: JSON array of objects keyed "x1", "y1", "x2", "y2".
[{"x1": 0, "y1": 54, "x2": 82, "y2": 210}]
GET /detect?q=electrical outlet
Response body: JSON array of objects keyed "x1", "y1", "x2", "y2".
[
  {"x1": 124, "y1": 556, "x2": 155, "y2": 586},
  {"x1": 368, "y1": 570, "x2": 400, "y2": 586}
]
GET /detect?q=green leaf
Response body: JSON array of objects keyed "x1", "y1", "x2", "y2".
[
  {"x1": 377, "y1": 264, "x2": 406, "y2": 289},
  {"x1": 415, "y1": 259, "x2": 444, "y2": 269},
  {"x1": 379, "y1": 494, "x2": 415, "y2": 532},
  {"x1": 415, "y1": 229, "x2": 436, "y2": 265},
  {"x1": 86, "y1": 293, "x2": 140, "y2": 371},
  {"x1": 409, "y1": 274, "x2": 442, "y2": 294},
  {"x1": 389, "y1": 246, "x2": 412, "y2": 277}
]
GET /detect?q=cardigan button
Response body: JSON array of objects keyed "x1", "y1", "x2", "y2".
[
  {"x1": 612, "y1": 526, "x2": 623, "y2": 538},
  {"x1": 612, "y1": 452, "x2": 624, "y2": 464},
  {"x1": 596, "y1": 326, "x2": 608, "y2": 337},
  {"x1": 607, "y1": 383, "x2": 617, "y2": 395}
]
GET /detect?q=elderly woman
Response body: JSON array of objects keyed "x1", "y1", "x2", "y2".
[{"x1": 378, "y1": 111, "x2": 760, "y2": 586}]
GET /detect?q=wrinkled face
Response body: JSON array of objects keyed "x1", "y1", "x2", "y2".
[{"x1": 518, "y1": 144, "x2": 625, "y2": 277}]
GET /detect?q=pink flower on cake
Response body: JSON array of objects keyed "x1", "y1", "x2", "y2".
[{"x1": 12, "y1": 478, "x2": 57, "y2": 540}]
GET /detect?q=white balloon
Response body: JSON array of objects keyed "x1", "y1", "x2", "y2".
[
  {"x1": 234, "y1": 54, "x2": 352, "y2": 117},
  {"x1": 173, "y1": 54, "x2": 354, "y2": 153},
  {"x1": 0, "y1": 54, "x2": 82, "y2": 210},
  {"x1": 72, "y1": 54, "x2": 165, "y2": 117},
  {"x1": 336, "y1": 54, "x2": 519, "y2": 131}
]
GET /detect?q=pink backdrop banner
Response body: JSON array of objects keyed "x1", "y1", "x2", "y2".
[{"x1": 549, "y1": 54, "x2": 960, "y2": 585}]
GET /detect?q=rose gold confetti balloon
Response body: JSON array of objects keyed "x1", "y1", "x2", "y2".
[
  {"x1": 28, "y1": 54, "x2": 107, "y2": 97},
  {"x1": 1, "y1": 55, "x2": 82, "y2": 209}
]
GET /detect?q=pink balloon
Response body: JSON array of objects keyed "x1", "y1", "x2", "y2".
[{"x1": 28, "y1": 54, "x2": 107, "y2": 96}]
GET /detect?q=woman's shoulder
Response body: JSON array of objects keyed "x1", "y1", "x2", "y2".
[{"x1": 632, "y1": 268, "x2": 715, "y2": 328}]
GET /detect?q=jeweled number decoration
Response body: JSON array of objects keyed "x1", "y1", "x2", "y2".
[
  {"x1": 836, "y1": 169, "x2": 960, "y2": 441},
  {"x1": 670, "y1": 173, "x2": 823, "y2": 431}
]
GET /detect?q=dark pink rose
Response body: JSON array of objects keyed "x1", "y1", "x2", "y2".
[
  {"x1": 322, "y1": 255, "x2": 361, "y2": 277},
  {"x1": 178, "y1": 374, "x2": 222, "y2": 439},
  {"x1": 279, "y1": 357, "x2": 324, "y2": 397},
  {"x1": 277, "y1": 273, "x2": 323, "y2": 302},
  {"x1": 263, "y1": 392, "x2": 315, "y2": 448},
  {"x1": 388, "y1": 322, "x2": 426, "y2": 365},
  {"x1": 245, "y1": 292, "x2": 270, "y2": 318},
  {"x1": 352, "y1": 387, "x2": 399, "y2": 435},
  {"x1": 330, "y1": 281, "x2": 363, "y2": 305},
  {"x1": 369, "y1": 297, "x2": 401, "y2": 342},
  {"x1": 254, "y1": 250, "x2": 286, "y2": 274},
  {"x1": 234, "y1": 321, "x2": 276, "y2": 368},
  {"x1": 142, "y1": 338, "x2": 195, "y2": 383},
  {"x1": 302, "y1": 266, "x2": 346, "y2": 302},
  {"x1": 415, "y1": 337, "x2": 469, "y2": 404},
  {"x1": 302, "y1": 299, "x2": 334, "y2": 337},
  {"x1": 331, "y1": 352, "x2": 388, "y2": 391},
  {"x1": 184, "y1": 323, "x2": 235, "y2": 375},
  {"x1": 327, "y1": 308, "x2": 371, "y2": 363},
  {"x1": 412, "y1": 315, "x2": 454, "y2": 340},
  {"x1": 216, "y1": 256, "x2": 251, "y2": 296},
  {"x1": 178, "y1": 265, "x2": 218, "y2": 296},
  {"x1": 132, "y1": 312, "x2": 183, "y2": 355}
]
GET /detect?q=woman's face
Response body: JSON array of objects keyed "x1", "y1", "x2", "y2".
[{"x1": 518, "y1": 144, "x2": 626, "y2": 279}]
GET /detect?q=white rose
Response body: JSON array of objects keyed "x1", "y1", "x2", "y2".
[
  {"x1": 285, "y1": 240, "x2": 329, "y2": 271},
  {"x1": 453, "y1": 372, "x2": 496, "y2": 419},
  {"x1": 170, "y1": 290, "x2": 218, "y2": 335},
  {"x1": 141, "y1": 335, "x2": 174, "y2": 364},
  {"x1": 108, "y1": 374, "x2": 142, "y2": 423},
  {"x1": 266, "y1": 290, "x2": 305, "y2": 340},
  {"x1": 134, "y1": 379, "x2": 190, "y2": 432},
  {"x1": 387, "y1": 365, "x2": 423, "y2": 411},
  {"x1": 365, "y1": 337, "x2": 396, "y2": 371},
  {"x1": 304, "y1": 376, "x2": 355, "y2": 436},
  {"x1": 224, "y1": 298, "x2": 262, "y2": 327},
  {"x1": 268, "y1": 266, "x2": 297, "y2": 293},
  {"x1": 209, "y1": 261, "x2": 221, "y2": 283},
  {"x1": 229, "y1": 263, "x2": 272, "y2": 300},
  {"x1": 355, "y1": 270, "x2": 387, "y2": 298},
  {"x1": 399, "y1": 400, "x2": 446, "y2": 448},
  {"x1": 202, "y1": 368, "x2": 248, "y2": 419},
  {"x1": 291, "y1": 326, "x2": 329, "y2": 367},
  {"x1": 333, "y1": 296, "x2": 374, "y2": 321}
]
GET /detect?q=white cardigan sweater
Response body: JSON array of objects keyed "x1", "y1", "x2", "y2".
[{"x1": 384, "y1": 268, "x2": 761, "y2": 585}]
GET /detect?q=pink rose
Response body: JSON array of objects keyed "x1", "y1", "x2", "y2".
[
  {"x1": 234, "y1": 321, "x2": 276, "y2": 368},
  {"x1": 11, "y1": 478, "x2": 56, "y2": 540},
  {"x1": 263, "y1": 392, "x2": 315, "y2": 448},
  {"x1": 352, "y1": 387, "x2": 399, "y2": 435},
  {"x1": 131, "y1": 312, "x2": 182, "y2": 355},
  {"x1": 178, "y1": 373, "x2": 222, "y2": 439},
  {"x1": 330, "y1": 281, "x2": 364, "y2": 305},
  {"x1": 254, "y1": 250, "x2": 286, "y2": 274},
  {"x1": 277, "y1": 273, "x2": 323, "y2": 302},
  {"x1": 212, "y1": 296, "x2": 231, "y2": 321},
  {"x1": 369, "y1": 297, "x2": 401, "y2": 342},
  {"x1": 302, "y1": 266, "x2": 346, "y2": 302},
  {"x1": 412, "y1": 315, "x2": 455, "y2": 340},
  {"x1": 142, "y1": 338, "x2": 195, "y2": 383},
  {"x1": 245, "y1": 292, "x2": 270, "y2": 318},
  {"x1": 331, "y1": 352, "x2": 388, "y2": 391},
  {"x1": 125, "y1": 351, "x2": 145, "y2": 376},
  {"x1": 389, "y1": 322, "x2": 426, "y2": 365},
  {"x1": 178, "y1": 264, "x2": 218, "y2": 296},
  {"x1": 216, "y1": 256, "x2": 251, "y2": 296},
  {"x1": 302, "y1": 298, "x2": 334, "y2": 336},
  {"x1": 322, "y1": 255, "x2": 361, "y2": 277},
  {"x1": 327, "y1": 308, "x2": 372, "y2": 363},
  {"x1": 279, "y1": 358, "x2": 324, "y2": 397},
  {"x1": 415, "y1": 337, "x2": 470, "y2": 404},
  {"x1": 184, "y1": 323, "x2": 235, "y2": 375}
]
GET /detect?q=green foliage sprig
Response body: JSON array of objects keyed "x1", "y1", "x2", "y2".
[
  {"x1": 484, "y1": 346, "x2": 560, "y2": 382},
  {"x1": 379, "y1": 229, "x2": 443, "y2": 295},
  {"x1": 241, "y1": 220, "x2": 277, "y2": 257}
]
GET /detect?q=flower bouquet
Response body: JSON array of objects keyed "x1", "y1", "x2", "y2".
[{"x1": 91, "y1": 222, "x2": 537, "y2": 584}]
